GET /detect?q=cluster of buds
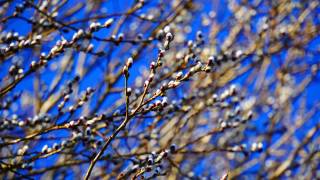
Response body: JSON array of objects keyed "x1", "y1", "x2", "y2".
[
  {"x1": 0, "y1": 118, "x2": 16, "y2": 131},
  {"x1": 156, "y1": 26, "x2": 174, "y2": 50},
  {"x1": 207, "y1": 49, "x2": 244, "y2": 69},
  {"x1": 250, "y1": 142, "x2": 263, "y2": 152},
  {"x1": 8, "y1": 64, "x2": 24, "y2": 79},
  {"x1": 204, "y1": 85, "x2": 255, "y2": 129},
  {"x1": 58, "y1": 93, "x2": 70, "y2": 113},
  {"x1": 30, "y1": 39, "x2": 70, "y2": 72},
  {"x1": 89, "y1": 22, "x2": 102, "y2": 32},
  {"x1": 48, "y1": 38, "x2": 70, "y2": 57},
  {"x1": 72, "y1": 29, "x2": 85, "y2": 42},
  {"x1": 226, "y1": 142, "x2": 263, "y2": 156},
  {"x1": 118, "y1": 144, "x2": 177, "y2": 179},
  {"x1": 41, "y1": 144, "x2": 51, "y2": 154},
  {"x1": 0, "y1": 31, "x2": 25, "y2": 42},
  {"x1": 219, "y1": 110, "x2": 253, "y2": 130},
  {"x1": 88, "y1": 18, "x2": 114, "y2": 33},
  {"x1": 141, "y1": 97, "x2": 168, "y2": 113},
  {"x1": 37, "y1": 17, "x2": 59, "y2": 30},
  {"x1": 67, "y1": 123, "x2": 101, "y2": 149},
  {"x1": 0, "y1": 114, "x2": 51, "y2": 129},
  {"x1": 0, "y1": 34, "x2": 42, "y2": 58},
  {"x1": 65, "y1": 119, "x2": 79, "y2": 128},
  {"x1": 17, "y1": 145, "x2": 29, "y2": 156},
  {"x1": 142, "y1": 49, "x2": 166, "y2": 88},
  {"x1": 67, "y1": 87, "x2": 95, "y2": 113},
  {"x1": 77, "y1": 87, "x2": 95, "y2": 108},
  {"x1": 41, "y1": 141, "x2": 65, "y2": 154},
  {"x1": 8, "y1": 113, "x2": 52, "y2": 130},
  {"x1": 57, "y1": 76, "x2": 80, "y2": 112}
]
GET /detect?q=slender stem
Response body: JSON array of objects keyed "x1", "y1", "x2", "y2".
[{"x1": 84, "y1": 74, "x2": 130, "y2": 180}]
